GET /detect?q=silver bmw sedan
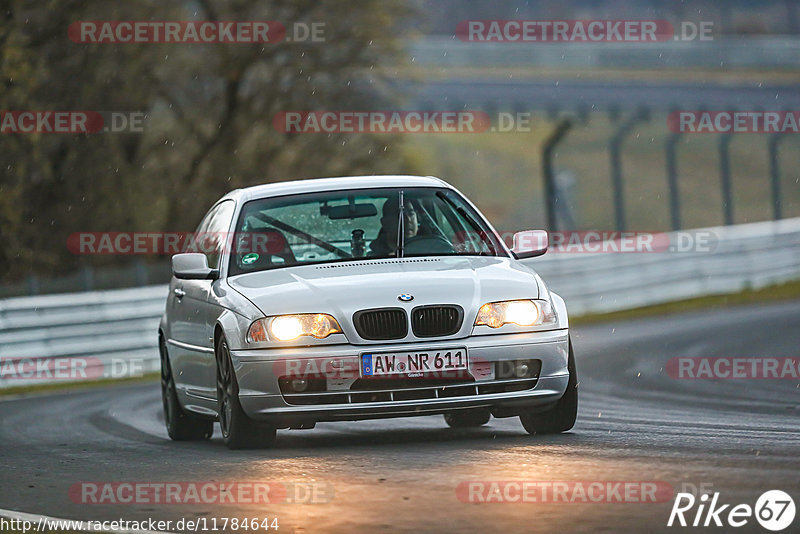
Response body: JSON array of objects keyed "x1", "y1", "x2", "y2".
[{"x1": 159, "y1": 175, "x2": 576, "y2": 449}]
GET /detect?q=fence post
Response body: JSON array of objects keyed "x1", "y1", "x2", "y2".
[
  {"x1": 542, "y1": 118, "x2": 573, "y2": 232},
  {"x1": 27, "y1": 275, "x2": 40, "y2": 296},
  {"x1": 718, "y1": 133, "x2": 734, "y2": 225},
  {"x1": 609, "y1": 108, "x2": 648, "y2": 231},
  {"x1": 81, "y1": 266, "x2": 94, "y2": 291},
  {"x1": 768, "y1": 133, "x2": 784, "y2": 221},
  {"x1": 134, "y1": 260, "x2": 149, "y2": 286},
  {"x1": 666, "y1": 132, "x2": 683, "y2": 231}
]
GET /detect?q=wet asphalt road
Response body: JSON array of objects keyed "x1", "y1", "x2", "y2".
[{"x1": 1, "y1": 301, "x2": 798, "y2": 533}]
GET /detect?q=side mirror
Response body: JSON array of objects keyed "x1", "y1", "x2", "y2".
[
  {"x1": 172, "y1": 253, "x2": 219, "y2": 280},
  {"x1": 511, "y1": 230, "x2": 549, "y2": 259}
]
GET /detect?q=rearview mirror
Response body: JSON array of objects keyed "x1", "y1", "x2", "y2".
[
  {"x1": 511, "y1": 230, "x2": 548, "y2": 259},
  {"x1": 324, "y1": 203, "x2": 378, "y2": 220},
  {"x1": 172, "y1": 253, "x2": 219, "y2": 280}
]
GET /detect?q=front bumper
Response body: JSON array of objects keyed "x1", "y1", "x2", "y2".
[{"x1": 231, "y1": 329, "x2": 570, "y2": 424}]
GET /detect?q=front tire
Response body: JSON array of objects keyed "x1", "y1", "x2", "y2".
[
  {"x1": 519, "y1": 339, "x2": 578, "y2": 435},
  {"x1": 216, "y1": 336, "x2": 277, "y2": 449},
  {"x1": 161, "y1": 339, "x2": 213, "y2": 441}
]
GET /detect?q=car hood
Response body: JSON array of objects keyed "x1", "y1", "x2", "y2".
[{"x1": 228, "y1": 256, "x2": 540, "y2": 341}]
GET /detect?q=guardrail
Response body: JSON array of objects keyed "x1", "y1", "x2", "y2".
[
  {"x1": 527, "y1": 218, "x2": 800, "y2": 315},
  {"x1": 2, "y1": 218, "x2": 799, "y2": 389},
  {"x1": 0, "y1": 286, "x2": 166, "y2": 388}
]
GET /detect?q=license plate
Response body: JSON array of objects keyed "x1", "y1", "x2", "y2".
[{"x1": 361, "y1": 349, "x2": 468, "y2": 377}]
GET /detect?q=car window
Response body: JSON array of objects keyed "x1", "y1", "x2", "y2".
[
  {"x1": 190, "y1": 200, "x2": 235, "y2": 269},
  {"x1": 435, "y1": 190, "x2": 495, "y2": 255},
  {"x1": 229, "y1": 187, "x2": 505, "y2": 275}
]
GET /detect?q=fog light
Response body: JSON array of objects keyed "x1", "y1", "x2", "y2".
[
  {"x1": 291, "y1": 378, "x2": 308, "y2": 392},
  {"x1": 496, "y1": 359, "x2": 541, "y2": 379}
]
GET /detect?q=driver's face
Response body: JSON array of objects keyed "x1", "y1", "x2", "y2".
[{"x1": 384, "y1": 205, "x2": 419, "y2": 242}]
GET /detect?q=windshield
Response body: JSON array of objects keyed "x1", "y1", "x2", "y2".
[{"x1": 228, "y1": 187, "x2": 506, "y2": 274}]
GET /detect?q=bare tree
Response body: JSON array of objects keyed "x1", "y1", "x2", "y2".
[{"x1": 0, "y1": 0, "x2": 415, "y2": 281}]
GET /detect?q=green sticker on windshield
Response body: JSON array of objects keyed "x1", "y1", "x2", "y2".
[{"x1": 242, "y1": 253, "x2": 259, "y2": 265}]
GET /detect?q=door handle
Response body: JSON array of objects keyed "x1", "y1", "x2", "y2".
[{"x1": 173, "y1": 288, "x2": 186, "y2": 299}]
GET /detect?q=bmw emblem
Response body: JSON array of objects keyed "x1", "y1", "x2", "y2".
[{"x1": 398, "y1": 293, "x2": 414, "y2": 302}]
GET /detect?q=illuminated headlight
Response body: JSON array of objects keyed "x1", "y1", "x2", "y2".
[
  {"x1": 474, "y1": 299, "x2": 556, "y2": 328},
  {"x1": 247, "y1": 314, "x2": 342, "y2": 342}
]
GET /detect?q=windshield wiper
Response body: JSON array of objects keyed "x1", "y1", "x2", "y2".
[{"x1": 436, "y1": 191, "x2": 499, "y2": 256}]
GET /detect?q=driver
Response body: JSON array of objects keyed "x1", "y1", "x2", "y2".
[{"x1": 369, "y1": 198, "x2": 419, "y2": 257}]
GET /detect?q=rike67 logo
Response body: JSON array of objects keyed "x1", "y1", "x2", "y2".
[{"x1": 668, "y1": 490, "x2": 795, "y2": 531}]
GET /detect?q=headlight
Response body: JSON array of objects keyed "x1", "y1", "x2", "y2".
[
  {"x1": 474, "y1": 299, "x2": 556, "y2": 328},
  {"x1": 247, "y1": 314, "x2": 343, "y2": 342}
]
